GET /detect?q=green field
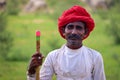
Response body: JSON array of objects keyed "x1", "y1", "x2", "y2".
[{"x1": 0, "y1": 12, "x2": 120, "y2": 80}]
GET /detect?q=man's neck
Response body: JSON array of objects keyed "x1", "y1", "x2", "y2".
[{"x1": 66, "y1": 43, "x2": 83, "y2": 50}]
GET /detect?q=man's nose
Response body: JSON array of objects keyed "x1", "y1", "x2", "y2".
[{"x1": 71, "y1": 27, "x2": 77, "y2": 34}]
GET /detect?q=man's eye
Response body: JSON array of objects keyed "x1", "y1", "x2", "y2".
[
  {"x1": 66, "y1": 25, "x2": 74, "y2": 29},
  {"x1": 76, "y1": 26, "x2": 84, "y2": 30}
]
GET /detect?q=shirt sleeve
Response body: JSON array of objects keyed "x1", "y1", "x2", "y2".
[
  {"x1": 93, "y1": 53, "x2": 106, "y2": 80},
  {"x1": 40, "y1": 53, "x2": 54, "y2": 80}
]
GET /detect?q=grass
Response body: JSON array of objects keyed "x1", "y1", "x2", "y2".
[
  {"x1": 0, "y1": 12, "x2": 120, "y2": 80},
  {"x1": 0, "y1": 60, "x2": 27, "y2": 80}
]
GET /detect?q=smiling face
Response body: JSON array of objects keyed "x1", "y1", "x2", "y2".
[{"x1": 62, "y1": 22, "x2": 88, "y2": 49}]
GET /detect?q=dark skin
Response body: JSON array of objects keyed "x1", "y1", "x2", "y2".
[
  {"x1": 28, "y1": 21, "x2": 88, "y2": 75},
  {"x1": 63, "y1": 21, "x2": 88, "y2": 49},
  {"x1": 27, "y1": 52, "x2": 44, "y2": 75}
]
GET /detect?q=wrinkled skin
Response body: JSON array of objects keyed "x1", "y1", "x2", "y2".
[
  {"x1": 63, "y1": 21, "x2": 88, "y2": 49},
  {"x1": 27, "y1": 52, "x2": 44, "y2": 75}
]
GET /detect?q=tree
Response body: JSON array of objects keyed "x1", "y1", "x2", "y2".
[
  {"x1": 97, "y1": 0, "x2": 120, "y2": 44},
  {"x1": 0, "y1": 12, "x2": 13, "y2": 60}
]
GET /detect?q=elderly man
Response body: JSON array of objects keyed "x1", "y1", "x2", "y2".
[{"x1": 27, "y1": 5, "x2": 106, "y2": 80}]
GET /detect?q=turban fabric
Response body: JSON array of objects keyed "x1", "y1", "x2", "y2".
[{"x1": 58, "y1": 5, "x2": 95, "y2": 39}]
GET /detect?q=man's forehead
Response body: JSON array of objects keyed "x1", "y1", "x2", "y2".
[{"x1": 66, "y1": 21, "x2": 85, "y2": 26}]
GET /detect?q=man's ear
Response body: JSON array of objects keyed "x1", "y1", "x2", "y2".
[
  {"x1": 83, "y1": 27, "x2": 89, "y2": 38},
  {"x1": 61, "y1": 27, "x2": 65, "y2": 35}
]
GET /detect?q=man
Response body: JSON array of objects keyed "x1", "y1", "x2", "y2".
[{"x1": 27, "y1": 5, "x2": 106, "y2": 80}]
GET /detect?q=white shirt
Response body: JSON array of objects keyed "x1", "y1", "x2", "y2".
[{"x1": 27, "y1": 45, "x2": 106, "y2": 80}]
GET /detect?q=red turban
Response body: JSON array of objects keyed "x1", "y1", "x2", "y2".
[{"x1": 58, "y1": 5, "x2": 95, "y2": 39}]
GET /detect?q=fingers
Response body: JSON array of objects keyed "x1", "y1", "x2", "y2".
[
  {"x1": 28, "y1": 53, "x2": 44, "y2": 74},
  {"x1": 29, "y1": 53, "x2": 43, "y2": 68},
  {"x1": 32, "y1": 52, "x2": 44, "y2": 58},
  {"x1": 28, "y1": 57, "x2": 41, "y2": 74},
  {"x1": 29, "y1": 57, "x2": 41, "y2": 68},
  {"x1": 32, "y1": 52, "x2": 44, "y2": 64}
]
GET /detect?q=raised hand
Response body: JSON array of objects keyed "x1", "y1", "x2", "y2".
[{"x1": 27, "y1": 52, "x2": 44, "y2": 75}]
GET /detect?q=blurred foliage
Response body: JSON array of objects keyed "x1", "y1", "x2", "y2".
[
  {"x1": 46, "y1": 0, "x2": 83, "y2": 20},
  {"x1": 0, "y1": 12, "x2": 13, "y2": 60},
  {"x1": 108, "y1": 4, "x2": 120, "y2": 44},
  {"x1": 96, "y1": 1, "x2": 120, "y2": 79},
  {"x1": 6, "y1": 0, "x2": 20, "y2": 15},
  {"x1": 47, "y1": 35, "x2": 62, "y2": 51},
  {"x1": 97, "y1": 1, "x2": 120, "y2": 44}
]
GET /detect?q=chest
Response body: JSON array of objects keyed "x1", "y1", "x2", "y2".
[{"x1": 53, "y1": 51, "x2": 94, "y2": 79}]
